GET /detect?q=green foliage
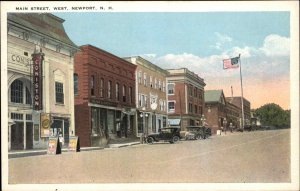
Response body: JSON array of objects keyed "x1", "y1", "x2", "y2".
[{"x1": 254, "y1": 103, "x2": 290, "y2": 128}]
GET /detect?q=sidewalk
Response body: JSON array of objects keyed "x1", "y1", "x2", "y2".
[{"x1": 9, "y1": 138, "x2": 142, "y2": 159}]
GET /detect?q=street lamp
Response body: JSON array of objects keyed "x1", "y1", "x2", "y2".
[
  {"x1": 224, "y1": 118, "x2": 227, "y2": 134},
  {"x1": 200, "y1": 115, "x2": 206, "y2": 126}
]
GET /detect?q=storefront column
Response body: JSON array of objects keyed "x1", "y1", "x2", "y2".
[
  {"x1": 23, "y1": 118, "x2": 26, "y2": 150},
  {"x1": 8, "y1": 118, "x2": 15, "y2": 150}
]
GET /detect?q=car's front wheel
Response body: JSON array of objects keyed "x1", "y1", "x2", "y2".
[
  {"x1": 195, "y1": 134, "x2": 201, "y2": 140},
  {"x1": 172, "y1": 136, "x2": 180, "y2": 143},
  {"x1": 146, "y1": 137, "x2": 154, "y2": 144}
]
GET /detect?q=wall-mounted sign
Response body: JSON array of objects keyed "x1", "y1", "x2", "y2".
[
  {"x1": 41, "y1": 113, "x2": 51, "y2": 137},
  {"x1": 34, "y1": 124, "x2": 40, "y2": 141},
  {"x1": 32, "y1": 52, "x2": 44, "y2": 110}
]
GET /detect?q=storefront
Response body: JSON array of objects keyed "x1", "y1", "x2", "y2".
[{"x1": 7, "y1": 13, "x2": 79, "y2": 150}]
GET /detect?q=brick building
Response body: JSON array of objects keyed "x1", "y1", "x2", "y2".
[
  {"x1": 166, "y1": 68, "x2": 206, "y2": 131},
  {"x1": 124, "y1": 56, "x2": 168, "y2": 137},
  {"x1": 226, "y1": 96, "x2": 251, "y2": 127},
  {"x1": 74, "y1": 45, "x2": 136, "y2": 147},
  {"x1": 7, "y1": 13, "x2": 79, "y2": 150},
  {"x1": 225, "y1": 99, "x2": 241, "y2": 130},
  {"x1": 204, "y1": 90, "x2": 227, "y2": 134}
]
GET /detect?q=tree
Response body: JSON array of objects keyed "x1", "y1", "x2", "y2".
[{"x1": 253, "y1": 103, "x2": 290, "y2": 129}]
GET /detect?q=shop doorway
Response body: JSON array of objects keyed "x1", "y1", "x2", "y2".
[
  {"x1": 26, "y1": 122, "x2": 33, "y2": 149},
  {"x1": 11, "y1": 122, "x2": 24, "y2": 150}
]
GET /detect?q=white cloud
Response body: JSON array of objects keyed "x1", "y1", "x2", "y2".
[
  {"x1": 210, "y1": 32, "x2": 233, "y2": 50},
  {"x1": 259, "y1": 34, "x2": 290, "y2": 57}
]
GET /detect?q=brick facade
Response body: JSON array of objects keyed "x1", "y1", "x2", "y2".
[
  {"x1": 167, "y1": 68, "x2": 206, "y2": 131},
  {"x1": 74, "y1": 45, "x2": 136, "y2": 147}
]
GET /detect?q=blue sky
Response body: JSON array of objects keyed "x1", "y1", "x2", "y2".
[{"x1": 53, "y1": 12, "x2": 290, "y2": 109}]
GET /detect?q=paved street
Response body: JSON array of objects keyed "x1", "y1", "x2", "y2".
[{"x1": 9, "y1": 129, "x2": 290, "y2": 184}]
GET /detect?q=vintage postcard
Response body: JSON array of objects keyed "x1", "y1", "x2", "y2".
[{"x1": 1, "y1": 1, "x2": 299, "y2": 191}]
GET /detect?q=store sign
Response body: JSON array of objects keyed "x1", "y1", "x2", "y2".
[
  {"x1": 32, "y1": 52, "x2": 44, "y2": 110},
  {"x1": 41, "y1": 113, "x2": 51, "y2": 137},
  {"x1": 47, "y1": 136, "x2": 61, "y2": 155},
  {"x1": 68, "y1": 136, "x2": 80, "y2": 152},
  {"x1": 11, "y1": 54, "x2": 31, "y2": 65},
  {"x1": 90, "y1": 98, "x2": 118, "y2": 107}
]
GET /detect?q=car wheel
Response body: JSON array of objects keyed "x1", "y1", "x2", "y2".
[
  {"x1": 146, "y1": 137, "x2": 154, "y2": 144},
  {"x1": 195, "y1": 134, "x2": 201, "y2": 140},
  {"x1": 172, "y1": 136, "x2": 180, "y2": 143}
]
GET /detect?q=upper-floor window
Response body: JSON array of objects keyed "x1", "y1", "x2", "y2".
[
  {"x1": 55, "y1": 82, "x2": 64, "y2": 104},
  {"x1": 74, "y1": 73, "x2": 78, "y2": 95},
  {"x1": 108, "y1": 80, "x2": 112, "y2": 99},
  {"x1": 194, "y1": 88, "x2": 197, "y2": 97},
  {"x1": 138, "y1": 71, "x2": 142, "y2": 84},
  {"x1": 154, "y1": 78, "x2": 158, "y2": 89},
  {"x1": 188, "y1": 103, "x2": 193, "y2": 113},
  {"x1": 116, "y1": 83, "x2": 120, "y2": 101},
  {"x1": 168, "y1": 83, "x2": 175, "y2": 95},
  {"x1": 129, "y1": 87, "x2": 133, "y2": 104},
  {"x1": 91, "y1": 75, "x2": 95, "y2": 96},
  {"x1": 194, "y1": 105, "x2": 198, "y2": 113},
  {"x1": 162, "y1": 81, "x2": 166, "y2": 92},
  {"x1": 100, "y1": 78, "x2": 104, "y2": 98},
  {"x1": 158, "y1": 80, "x2": 162, "y2": 91},
  {"x1": 189, "y1": 86, "x2": 193, "y2": 96},
  {"x1": 123, "y1": 85, "x2": 126, "y2": 102},
  {"x1": 150, "y1": 76, "x2": 153, "y2": 88},
  {"x1": 144, "y1": 73, "x2": 147, "y2": 86},
  {"x1": 168, "y1": 101, "x2": 175, "y2": 112}
]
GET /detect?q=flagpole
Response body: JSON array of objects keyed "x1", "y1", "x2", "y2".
[{"x1": 239, "y1": 54, "x2": 245, "y2": 131}]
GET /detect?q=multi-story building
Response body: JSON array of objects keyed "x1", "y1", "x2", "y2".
[
  {"x1": 225, "y1": 98, "x2": 241, "y2": 129},
  {"x1": 7, "y1": 13, "x2": 79, "y2": 150},
  {"x1": 74, "y1": 45, "x2": 136, "y2": 147},
  {"x1": 204, "y1": 90, "x2": 227, "y2": 134},
  {"x1": 124, "y1": 56, "x2": 168, "y2": 137},
  {"x1": 166, "y1": 68, "x2": 206, "y2": 131},
  {"x1": 226, "y1": 96, "x2": 251, "y2": 127}
]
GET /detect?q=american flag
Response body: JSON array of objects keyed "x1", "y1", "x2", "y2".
[{"x1": 223, "y1": 56, "x2": 240, "y2": 69}]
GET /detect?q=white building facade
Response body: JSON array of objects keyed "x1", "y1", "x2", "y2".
[
  {"x1": 7, "y1": 13, "x2": 79, "y2": 150},
  {"x1": 124, "y1": 56, "x2": 168, "y2": 137}
]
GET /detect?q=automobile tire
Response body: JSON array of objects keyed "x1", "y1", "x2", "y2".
[
  {"x1": 195, "y1": 134, "x2": 201, "y2": 140},
  {"x1": 146, "y1": 137, "x2": 154, "y2": 144},
  {"x1": 172, "y1": 136, "x2": 180, "y2": 143}
]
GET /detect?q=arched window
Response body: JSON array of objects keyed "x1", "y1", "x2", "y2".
[
  {"x1": 10, "y1": 79, "x2": 32, "y2": 105},
  {"x1": 11, "y1": 79, "x2": 23, "y2": 103}
]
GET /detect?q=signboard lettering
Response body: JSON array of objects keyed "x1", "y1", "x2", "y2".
[{"x1": 32, "y1": 52, "x2": 44, "y2": 110}]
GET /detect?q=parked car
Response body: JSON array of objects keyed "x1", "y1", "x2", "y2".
[
  {"x1": 183, "y1": 126, "x2": 212, "y2": 140},
  {"x1": 146, "y1": 127, "x2": 181, "y2": 144}
]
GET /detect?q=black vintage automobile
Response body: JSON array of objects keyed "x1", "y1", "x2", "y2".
[
  {"x1": 146, "y1": 127, "x2": 181, "y2": 144},
  {"x1": 183, "y1": 126, "x2": 212, "y2": 140}
]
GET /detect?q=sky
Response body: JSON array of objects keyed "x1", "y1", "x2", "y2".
[{"x1": 54, "y1": 12, "x2": 290, "y2": 110}]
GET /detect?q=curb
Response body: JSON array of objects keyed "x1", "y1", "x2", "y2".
[
  {"x1": 8, "y1": 146, "x2": 105, "y2": 159},
  {"x1": 108, "y1": 142, "x2": 141, "y2": 148}
]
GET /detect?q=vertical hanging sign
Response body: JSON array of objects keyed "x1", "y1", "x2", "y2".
[{"x1": 32, "y1": 52, "x2": 44, "y2": 110}]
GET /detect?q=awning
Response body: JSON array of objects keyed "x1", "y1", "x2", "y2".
[{"x1": 168, "y1": 119, "x2": 181, "y2": 126}]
